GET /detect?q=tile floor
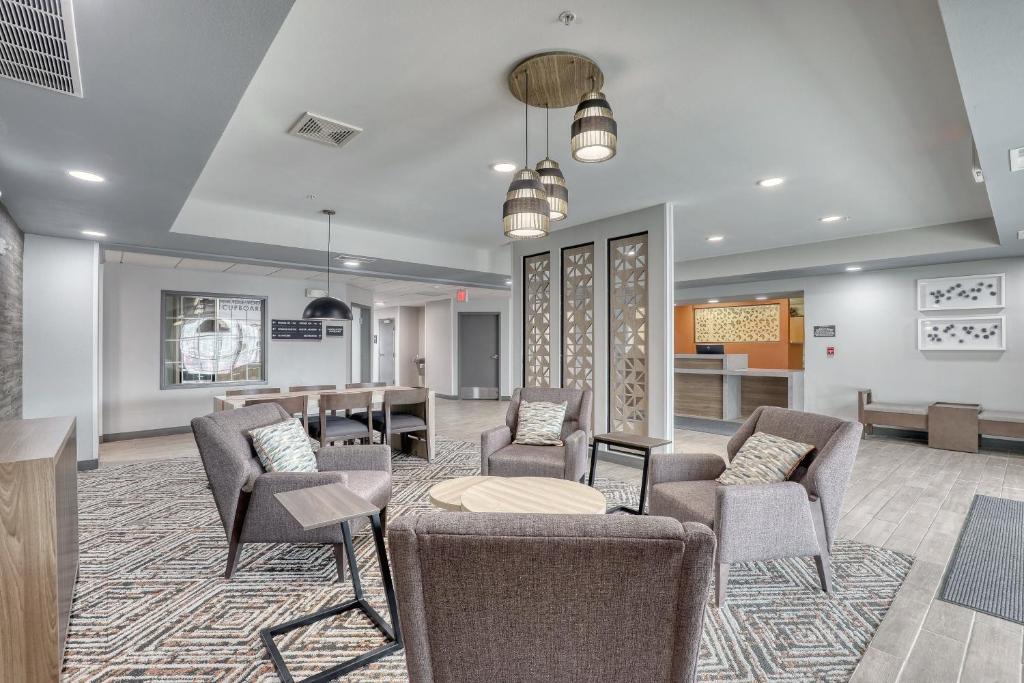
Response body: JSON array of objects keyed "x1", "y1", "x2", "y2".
[{"x1": 98, "y1": 398, "x2": 1024, "y2": 682}]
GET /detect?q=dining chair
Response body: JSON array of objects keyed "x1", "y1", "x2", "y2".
[
  {"x1": 345, "y1": 382, "x2": 387, "y2": 388},
  {"x1": 310, "y1": 391, "x2": 375, "y2": 446},
  {"x1": 354, "y1": 387, "x2": 430, "y2": 457},
  {"x1": 225, "y1": 387, "x2": 281, "y2": 397},
  {"x1": 243, "y1": 395, "x2": 310, "y2": 433},
  {"x1": 287, "y1": 386, "x2": 337, "y2": 429}
]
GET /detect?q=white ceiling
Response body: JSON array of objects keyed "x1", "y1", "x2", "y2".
[
  {"x1": 179, "y1": 0, "x2": 991, "y2": 265},
  {"x1": 104, "y1": 250, "x2": 509, "y2": 307}
]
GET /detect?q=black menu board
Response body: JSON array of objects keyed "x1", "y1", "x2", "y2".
[{"x1": 271, "y1": 319, "x2": 322, "y2": 340}]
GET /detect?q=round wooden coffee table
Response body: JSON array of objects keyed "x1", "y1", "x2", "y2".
[{"x1": 429, "y1": 476, "x2": 606, "y2": 514}]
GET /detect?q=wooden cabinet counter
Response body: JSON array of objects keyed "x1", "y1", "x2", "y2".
[{"x1": 0, "y1": 416, "x2": 78, "y2": 682}]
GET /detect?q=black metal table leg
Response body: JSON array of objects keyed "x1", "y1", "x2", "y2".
[
  {"x1": 636, "y1": 450, "x2": 651, "y2": 515},
  {"x1": 260, "y1": 516, "x2": 403, "y2": 682},
  {"x1": 587, "y1": 439, "x2": 599, "y2": 486}
]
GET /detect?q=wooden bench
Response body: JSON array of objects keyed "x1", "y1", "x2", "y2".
[
  {"x1": 859, "y1": 390, "x2": 1023, "y2": 452},
  {"x1": 979, "y1": 411, "x2": 1024, "y2": 440},
  {"x1": 857, "y1": 389, "x2": 929, "y2": 437}
]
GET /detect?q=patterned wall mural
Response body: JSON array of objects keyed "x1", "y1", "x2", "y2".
[
  {"x1": 695, "y1": 304, "x2": 780, "y2": 343},
  {"x1": 608, "y1": 233, "x2": 649, "y2": 434},
  {"x1": 523, "y1": 252, "x2": 551, "y2": 387},
  {"x1": 562, "y1": 243, "x2": 595, "y2": 392}
]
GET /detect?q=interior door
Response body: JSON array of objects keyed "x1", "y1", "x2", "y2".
[
  {"x1": 459, "y1": 313, "x2": 500, "y2": 399},
  {"x1": 378, "y1": 318, "x2": 396, "y2": 385},
  {"x1": 354, "y1": 304, "x2": 372, "y2": 382}
]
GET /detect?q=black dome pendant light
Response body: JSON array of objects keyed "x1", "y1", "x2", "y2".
[{"x1": 302, "y1": 209, "x2": 353, "y2": 321}]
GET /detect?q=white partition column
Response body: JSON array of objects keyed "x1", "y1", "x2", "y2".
[{"x1": 512, "y1": 204, "x2": 674, "y2": 441}]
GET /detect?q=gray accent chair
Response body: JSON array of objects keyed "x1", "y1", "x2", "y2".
[
  {"x1": 480, "y1": 387, "x2": 593, "y2": 481},
  {"x1": 648, "y1": 406, "x2": 862, "y2": 606},
  {"x1": 388, "y1": 512, "x2": 715, "y2": 683},
  {"x1": 190, "y1": 403, "x2": 392, "y2": 580}
]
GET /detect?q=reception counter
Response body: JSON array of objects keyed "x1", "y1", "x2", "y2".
[{"x1": 674, "y1": 353, "x2": 804, "y2": 420}]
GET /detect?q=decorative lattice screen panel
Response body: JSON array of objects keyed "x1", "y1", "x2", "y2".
[
  {"x1": 608, "y1": 233, "x2": 648, "y2": 434},
  {"x1": 562, "y1": 243, "x2": 594, "y2": 393},
  {"x1": 523, "y1": 252, "x2": 551, "y2": 387}
]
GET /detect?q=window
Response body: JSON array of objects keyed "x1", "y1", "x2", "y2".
[{"x1": 161, "y1": 291, "x2": 267, "y2": 389}]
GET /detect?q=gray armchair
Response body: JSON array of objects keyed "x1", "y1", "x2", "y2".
[
  {"x1": 648, "y1": 406, "x2": 862, "y2": 606},
  {"x1": 480, "y1": 387, "x2": 593, "y2": 481},
  {"x1": 190, "y1": 403, "x2": 392, "y2": 580},
  {"x1": 388, "y1": 512, "x2": 715, "y2": 683}
]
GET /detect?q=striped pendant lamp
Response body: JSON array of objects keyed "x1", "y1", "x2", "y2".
[
  {"x1": 571, "y1": 90, "x2": 617, "y2": 163},
  {"x1": 535, "y1": 157, "x2": 568, "y2": 221},
  {"x1": 503, "y1": 168, "x2": 550, "y2": 239}
]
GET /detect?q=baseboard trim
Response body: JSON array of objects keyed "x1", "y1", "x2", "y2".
[
  {"x1": 434, "y1": 394, "x2": 459, "y2": 400},
  {"x1": 77, "y1": 459, "x2": 99, "y2": 471},
  {"x1": 500, "y1": 395, "x2": 511, "y2": 400},
  {"x1": 101, "y1": 425, "x2": 192, "y2": 443}
]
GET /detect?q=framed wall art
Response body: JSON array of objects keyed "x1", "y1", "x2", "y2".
[{"x1": 917, "y1": 273, "x2": 1005, "y2": 311}]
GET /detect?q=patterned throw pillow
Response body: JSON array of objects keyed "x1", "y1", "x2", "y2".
[
  {"x1": 514, "y1": 400, "x2": 568, "y2": 446},
  {"x1": 249, "y1": 419, "x2": 318, "y2": 473},
  {"x1": 717, "y1": 431, "x2": 815, "y2": 486}
]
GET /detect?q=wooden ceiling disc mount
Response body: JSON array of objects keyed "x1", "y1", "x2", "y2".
[{"x1": 508, "y1": 51, "x2": 604, "y2": 108}]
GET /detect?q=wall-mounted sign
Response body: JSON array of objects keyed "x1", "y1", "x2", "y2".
[
  {"x1": 827, "y1": 345, "x2": 835, "y2": 358},
  {"x1": 813, "y1": 325, "x2": 836, "y2": 338},
  {"x1": 325, "y1": 325, "x2": 344, "y2": 337},
  {"x1": 456, "y1": 288, "x2": 469, "y2": 303},
  {"x1": 271, "y1": 319, "x2": 322, "y2": 340}
]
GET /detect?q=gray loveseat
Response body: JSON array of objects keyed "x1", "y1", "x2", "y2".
[
  {"x1": 648, "y1": 406, "x2": 861, "y2": 606},
  {"x1": 191, "y1": 403, "x2": 392, "y2": 580}
]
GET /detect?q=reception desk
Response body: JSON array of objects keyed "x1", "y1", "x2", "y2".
[{"x1": 674, "y1": 353, "x2": 804, "y2": 420}]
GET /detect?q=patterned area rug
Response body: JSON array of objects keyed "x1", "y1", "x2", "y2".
[{"x1": 64, "y1": 440, "x2": 911, "y2": 682}]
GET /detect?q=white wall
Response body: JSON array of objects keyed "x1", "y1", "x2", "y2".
[
  {"x1": 23, "y1": 236, "x2": 101, "y2": 461},
  {"x1": 511, "y1": 204, "x2": 675, "y2": 440},
  {"x1": 102, "y1": 263, "x2": 371, "y2": 435},
  {"x1": 424, "y1": 299, "x2": 455, "y2": 396},
  {"x1": 453, "y1": 296, "x2": 513, "y2": 397},
  {"x1": 676, "y1": 256, "x2": 1024, "y2": 420}
]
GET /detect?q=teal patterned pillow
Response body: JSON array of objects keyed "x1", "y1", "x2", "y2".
[
  {"x1": 249, "y1": 419, "x2": 318, "y2": 473},
  {"x1": 514, "y1": 400, "x2": 568, "y2": 446},
  {"x1": 717, "y1": 431, "x2": 814, "y2": 486}
]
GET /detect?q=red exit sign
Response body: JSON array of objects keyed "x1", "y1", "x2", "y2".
[{"x1": 456, "y1": 289, "x2": 469, "y2": 303}]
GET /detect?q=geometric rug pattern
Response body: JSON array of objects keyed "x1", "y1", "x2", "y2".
[{"x1": 64, "y1": 439, "x2": 911, "y2": 682}]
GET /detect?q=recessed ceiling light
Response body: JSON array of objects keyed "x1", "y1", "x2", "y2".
[
  {"x1": 845, "y1": 265, "x2": 862, "y2": 272},
  {"x1": 820, "y1": 215, "x2": 847, "y2": 223},
  {"x1": 68, "y1": 170, "x2": 105, "y2": 183},
  {"x1": 755, "y1": 295, "x2": 768, "y2": 300},
  {"x1": 81, "y1": 229, "x2": 106, "y2": 238},
  {"x1": 707, "y1": 235, "x2": 724, "y2": 242},
  {"x1": 505, "y1": 279, "x2": 513, "y2": 285},
  {"x1": 490, "y1": 162, "x2": 517, "y2": 173},
  {"x1": 342, "y1": 259, "x2": 360, "y2": 267},
  {"x1": 757, "y1": 177, "x2": 785, "y2": 187},
  {"x1": 708, "y1": 299, "x2": 719, "y2": 303},
  {"x1": 375, "y1": 301, "x2": 385, "y2": 305}
]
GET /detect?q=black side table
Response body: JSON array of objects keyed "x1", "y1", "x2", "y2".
[
  {"x1": 263, "y1": 483, "x2": 402, "y2": 682},
  {"x1": 588, "y1": 432, "x2": 673, "y2": 515}
]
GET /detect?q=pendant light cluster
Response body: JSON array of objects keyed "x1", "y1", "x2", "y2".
[{"x1": 502, "y1": 51, "x2": 617, "y2": 239}]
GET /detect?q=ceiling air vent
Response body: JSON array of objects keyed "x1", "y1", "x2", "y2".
[
  {"x1": 289, "y1": 112, "x2": 362, "y2": 148},
  {"x1": 0, "y1": 0, "x2": 83, "y2": 97}
]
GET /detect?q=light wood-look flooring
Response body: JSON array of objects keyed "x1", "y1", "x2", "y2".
[{"x1": 98, "y1": 398, "x2": 1024, "y2": 682}]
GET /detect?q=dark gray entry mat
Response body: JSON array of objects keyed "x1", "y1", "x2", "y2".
[{"x1": 940, "y1": 494, "x2": 1024, "y2": 624}]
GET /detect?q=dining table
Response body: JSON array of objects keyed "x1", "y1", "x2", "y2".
[{"x1": 213, "y1": 385, "x2": 434, "y2": 461}]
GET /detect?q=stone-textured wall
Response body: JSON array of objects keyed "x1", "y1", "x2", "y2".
[{"x1": 0, "y1": 202, "x2": 24, "y2": 419}]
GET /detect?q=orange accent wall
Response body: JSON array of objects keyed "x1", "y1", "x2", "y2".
[{"x1": 674, "y1": 299, "x2": 804, "y2": 369}]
